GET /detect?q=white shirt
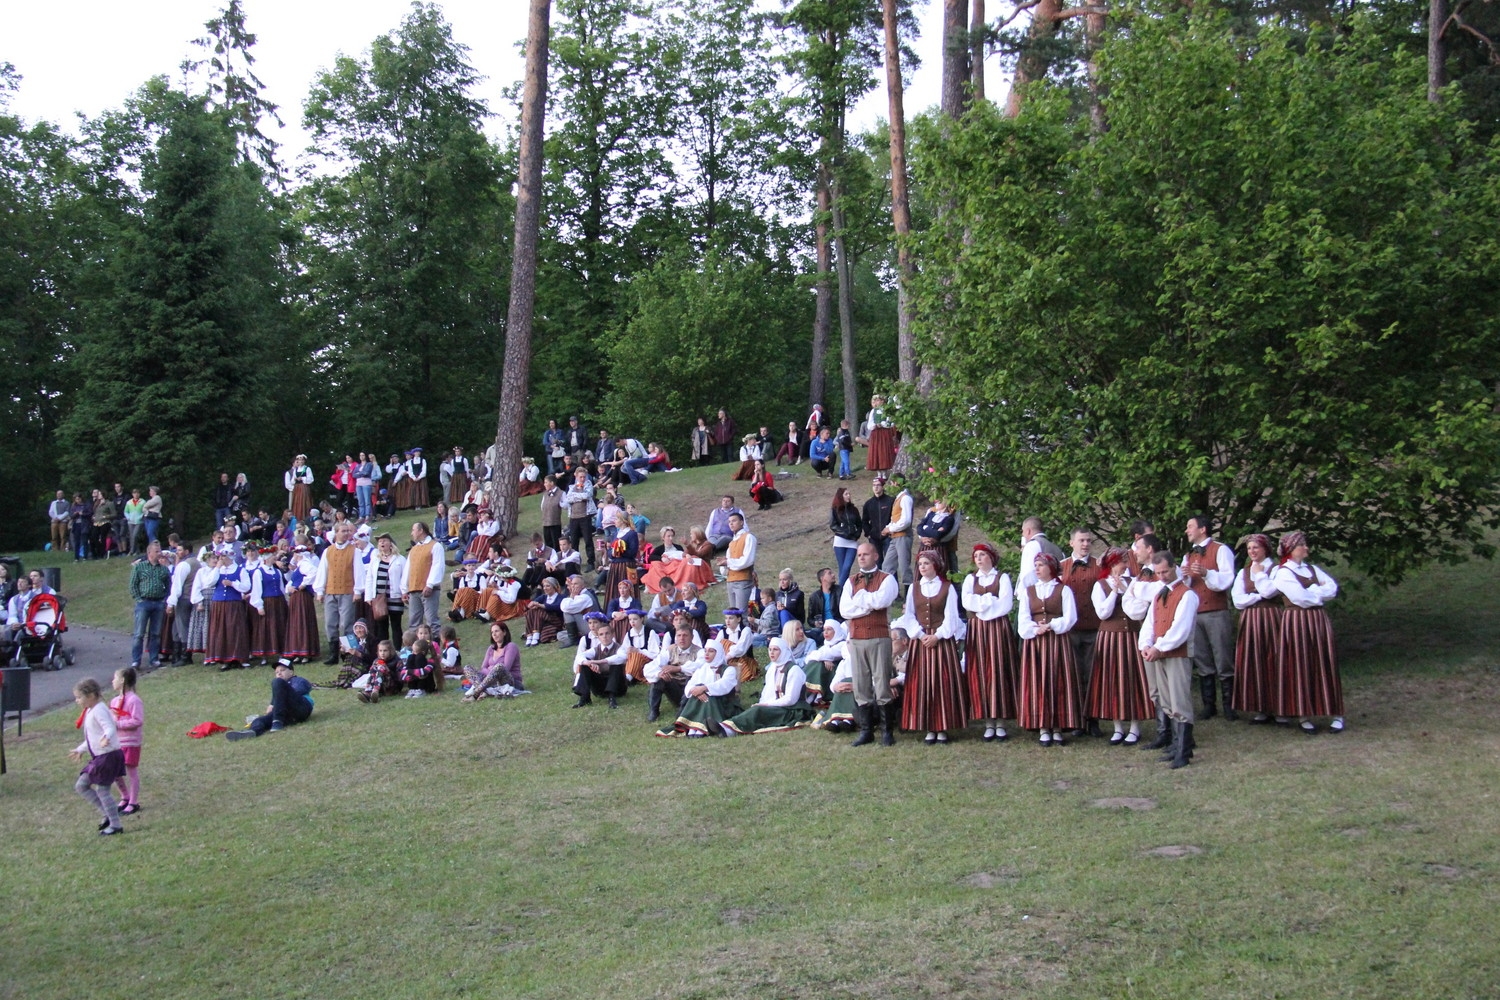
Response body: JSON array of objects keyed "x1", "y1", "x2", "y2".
[
  {"x1": 961, "y1": 569, "x2": 1014, "y2": 620},
  {"x1": 284, "y1": 465, "x2": 313, "y2": 490},
  {"x1": 721, "y1": 624, "x2": 753, "y2": 659},
  {"x1": 646, "y1": 640, "x2": 700, "y2": 683},
  {"x1": 1122, "y1": 576, "x2": 1166, "y2": 621},
  {"x1": 573, "y1": 632, "x2": 625, "y2": 672},
  {"x1": 1092, "y1": 575, "x2": 1133, "y2": 621},
  {"x1": 397, "y1": 539, "x2": 445, "y2": 594},
  {"x1": 840, "y1": 570, "x2": 900, "y2": 620},
  {"x1": 887, "y1": 490, "x2": 914, "y2": 532},
  {"x1": 894, "y1": 576, "x2": 965, "y2": 640},
  {"x1": 1140, "y1": 578, "x2": 1200, "y2": 654},
  {"x1": 74, "y1": 701, "x2": 119, "y2": 756},
  {"x1": 1231, "y1": 557, "x2": 1278, "y2": 610},
  {"x1": 1181, "y1": 536, "x2": 1235, "y2": 594},
  {"x1": 364, "y1": 553, "x2": 408, "y2": 601},
  {"x1": 168, "y1": 558, "x2": 196, "y2": 605},
  {"x1": 1271, "y1": 561, "x2": 1338, "y2": 608},
  {"x1": 1017, "y1": 535, "x2": 1044, "y2": 589},
  {"x1": 190, "y1": 565, "x2": 218, "y2": 606},
  {"x1": 560, "y1": 590, "x2": 597, "y2": 615},
  {"x1": 756, "y1": 662, "x2": 806, "y2": 707},
  {"x1": 1016, "y1": 579, "x2": 1078, "y2": 640},
  {"x1": 726, "y1": 529, "x2": 757, "y2": 571},
  {"x1": 686, "y1": 659, "x2": 739, "y2": 697},
  {"x1": 249, "y1": 566, "x2": 285, "y2": 612}
]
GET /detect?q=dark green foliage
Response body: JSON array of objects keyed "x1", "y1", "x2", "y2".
[{"x1": 900, "y1": 13, "x2": 1500, "y2": 585}]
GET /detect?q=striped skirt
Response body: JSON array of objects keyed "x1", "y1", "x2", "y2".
[
  {"x1": 1233, "y1": 603, "x2": 1281, "y2": 717},
  {"x1": 453, "y1": 588, "x2": 484, "y2": 617},
  {"x1": 728, "y1": 653, "x2": 760, "y2": 687},
  {"x1": 900, "y1": 637, "x2": 968, "y2": 733},
  {"x1": 483, "y1": 591, "x2": 526, "y2": 623},
  {"x1": 1084, "y1": 626, "x2": 1154, "y2": 722},
  {"x1": 964, "y1": 615, "x2": 1021, "y2": 721},
  {"x1": 1269, "y1": 606, "x2": 1342, "y2": 718},
  {"x1": 186, "y1": 604, "x2": 209, "y2": 654},
  {"x1": 867, "y1": 427, "x2": 898, "y2": 471},
  {"x1": 465, "y1": 532, "x2": 495, "y2": 561},
  {"x1": 448, "y1": 472, "x2": 469, "y2": 504},
  {"x1": 603, "y1": 562, "x2": 638, "y2": 604},
  {"x1": 205, "y1": 600, "x2": 249, "y2": 665},
  {"x1": 524, "y1": 603, "x2": 563, "y2": 642},
  {"x1": 1017, "y1": 632, "x2": 1082, "y2": 731},
  {"x1": 284, "y1": 589, "x2": 321, "y2": 659},
  {"x1": 249, "y1": 596, "x2": 289, "y2": 660},
  {"x1": 289, "y1": 483, "x2": 312, "y2": 523}
]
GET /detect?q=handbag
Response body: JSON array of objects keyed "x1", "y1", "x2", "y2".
[{"x1": 371, "y1": 594, "x2": 389, "y2": 620}]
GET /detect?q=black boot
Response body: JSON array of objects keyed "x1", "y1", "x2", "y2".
[
  {"x1": 323, "y1": 649, "x2": 340, "y2": 666},
  {"x1": 1220, "y1": 678, "x2": 1238, "y2": 721},
  {"x1": 1170, "y1": 722, "x2": 1193, "y2": 769},
  {"x1": 1143, "y1": 712, "x2": 1172, "y2": 750},
  {"x1": 1158, "y1": 720, "x2": 1182, "y2": 762},
  {"x1": 850, "y1": 705, "x2": 874, "y2": 747},
  {"x1": 1198, "y1": 676, "x2": 1218, "y2": 720},
  {"x1": 647, "y1": 685, "x2": 662, "y2": 723},
  {"x1": 1086, "y1": 719, "x2": 1103, "y2": 738},
  {"x1": 880, "y1": 702, "x2": 898, "y2": 746}
]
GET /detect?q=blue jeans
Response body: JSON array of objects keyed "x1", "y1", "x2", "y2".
[
  {"x1": 357, "y1": 485, "x2": 373, "y2": 520},
  {"x1": 834, "y1": 545, "x2": 858, "y2": 586},
  {"x1": 215, "y1": 507, "x2": 231, "y2": 528},
  {"x1": 131, "y1": 598, "x2": 166, "y2": 665},
  {"x1": 839, "y1": 450, "x2": 851, "y2": 477},
  {"x1": 250, "y1": 677, "x2": 314, "y2": 733},
  {"x1": 622, "y1": 456, "x2": 650, "y2": 484},
  {"x1": 144, "y1": 516, "x2": 161, "y2": 545}
]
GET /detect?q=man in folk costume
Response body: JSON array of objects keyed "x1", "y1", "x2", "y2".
[
  {"x1": 1182, "y1": 513, "x2": 1237, "y2": 719},
  {"x1": 558, "y1": 573, "x2": 600, "y2": 648},
  {"x1": 840, "y1": 541, "x2": 902, "y2": 747},
  {"x1": 449, "y1": 446, "x2": 472, "y2": 505},
  {"x1": 313, "y1": 521, "x2": 357, "y2": 665},
  {"x1": 644, "y1": 625, "x2": 700, "y2": 722},
  {"x1": 167, "y1": 540, "x2": 198, "y2": 664},
  {"x1": 718, "y1": 512, "x2": 757, "y2": 613},
  {"x1": 1139, "y1": 551, "x2": 1200, "y2": 769},
  {"x1": 402, "y1": 520, "x2": 446, "y2": 633},
  {"x1": 1017, "y1": 516, "x2": 1064, "y2": 589},
  {"x1": 539, "y1": 474, "x2": 564, "y2": 552},
  {"x1": 880, "y1": 474, "x2": 916, "y2": 588},
  {"x1": 1060, "y1": 527, "x2": 1103, "y2": 737},
  {"x1": 572, "y1": 612, "x2": 628, "y2": 709}
]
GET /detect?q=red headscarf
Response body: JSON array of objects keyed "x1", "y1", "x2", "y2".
[
  {"x1": 1033, "y1": 552, "x2": 1061, "y2": 578},
  {"x1": 972, "y1": 542, "x2": 1000, "y2": 567},
  {"x1": 1277, "y1": 530, "x2": 1308, "y2": 566},
  {"x1": 1242, "y1": 533, "x2": 1274, "y2": 563},
  {"x1": 1098, "y1": 546, "x2": 1130, "y2": 581}
]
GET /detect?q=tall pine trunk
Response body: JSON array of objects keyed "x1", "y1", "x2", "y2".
[
  {"x1": 971, "y1": 0, "x2": 986, "y2": 100},
  {"x1": 809, "y1": 165, "x2": 833, "y2": 408},
  {"x1": 1005, "y1": 0, "x2": 1061, "y2": 118},
  {"x1": 942, "y1": 0, "x2": 970, "y2": 114},
  {"x1": 883, "y1": 0, "x2": 916, "y2": 385},
  {"x1": 1429, "y1": 0, "x2": 1447, "y2": 102},
  {"x1": 491, "y1": 0, "x2": 551, "y2": 537},
  {"x1": 830, "y1": 183, "x2": 859, "y2": 432}
]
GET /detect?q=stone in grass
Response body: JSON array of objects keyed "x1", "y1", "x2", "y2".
[
  {"x1": 1145, "y1": 845, "x2": 1204, "y2": 859},
  {"x1": 962, "y1": 867, "x2": 1021, "y2": 888},
  {"x1": 1091, "y1": 797, "x2": 1156, "y2": 811},
  {"x1": 1423, "y1": 863, "x2": 1463, "y2": 879}
]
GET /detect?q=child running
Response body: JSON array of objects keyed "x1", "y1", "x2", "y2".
[
  {"x1": 109, "y1": 667, "x2": 144, "y2": 814},
  {"x1": 70, "y1": 678, "x2": 125, "y2": 835}
]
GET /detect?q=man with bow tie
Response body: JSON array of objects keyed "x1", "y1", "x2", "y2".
[
  {"x1": 1181, "y1": 514, "x2": 1237, "y2": 720},
  {"x1": 840, "y1": 542, "x2": 901, "y2": 747},
  {"x1": 1060, "y1": 528, "x2": 1102, "y2": 736}
]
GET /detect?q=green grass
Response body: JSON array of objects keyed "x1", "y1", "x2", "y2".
[{"x1": 3, "y1": 464, "x2": 1498, "y2": 999}]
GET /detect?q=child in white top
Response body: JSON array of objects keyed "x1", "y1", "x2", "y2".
[{"x1": 70, "y1": 677, "x2": 125, "y2": 835}]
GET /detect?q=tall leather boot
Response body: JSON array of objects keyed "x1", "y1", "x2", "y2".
[
  {"x1": 880, "y1": 702, "x2": 899, "y2": 746},
  {"x1": 1143, "y1": 711, "x2": 1172, "y2": 750},
  {"x1": 850, "y1": 704, "x2": 875, "y2": 747},
  {"x1": 647, "y1": 684, "x2": 662, "y2": 722},
  {"x1": 1220, "y1": 678, "x2": 1237, "y2": 721},
  {"x1": 1198, "y1": 676, "x2": 1218, "y2": 720},
  {"x1": 1170, "y1": 723, "x2": 1193, "y2": 769},
  {"x1": 1158, "y1": 720, "x2": 1182, "y2": 762}
]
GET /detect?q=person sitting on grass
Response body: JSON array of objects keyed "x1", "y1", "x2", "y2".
[
  {"x1": 809, "y1": 621, "x2": 855, "y2": 730},
  {"x1": 357, "y1": 640, "x2": 397, "y2": 704},
  {"x1": 399, "y1": 638, "x2": 440, "y2": 698},
  {"x1": 334, "y1": 619, "x2": 374, "y2": 687},
  {"x1": 655, "y1": 643, "x2": 740, "y2": 738},
  {"x1": 226, "y1": 659, "x2": 315, "y2": 740},
  {"x1": 644, "y1": 625, "x2": 701, "y2": 722},
  {"x1": 572, "y1": 612, "x2": 628, "y2": 709},
  {"x1": 722, "y1": 638, "x2": 814, "y2": 735},
  {"x1": 464, "y1": 621, "x2": 526, "y2": 701}
]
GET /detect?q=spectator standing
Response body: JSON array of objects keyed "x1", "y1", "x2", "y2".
[
  {"x1": 48, "y1": 491, "x2": 70, "y2": 552},
  {"x1": 128, "y1": 541, "x2": 171, "y2": 668},
  {"x1": 211, "y1": 472, "x2": 233, "y2": 529}
]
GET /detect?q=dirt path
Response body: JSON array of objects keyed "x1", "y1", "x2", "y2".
[{"x1": 4, "y1": 623, "x2": 134, "y2": 732}]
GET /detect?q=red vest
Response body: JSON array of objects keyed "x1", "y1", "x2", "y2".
[
  {"x1": 846, "y1": 571, "x2": 891, "y2": 640},
  {"x1": 1185, "y1": 539, "x2": 1229, "y2": 613},
  {"x1": 1060, "y1": 557, "x2": 1100, "y2": 630},
  {"x1": 1153, "y1": 583, "x2": 1193, "y2": 655}
]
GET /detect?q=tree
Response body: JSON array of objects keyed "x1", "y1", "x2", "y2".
[
  {"x1": 184, "y1": 0, "x2": 285, "y2": 179},
  {"x1": 881, "y1": 0, "x2": 918, "y2": 384},
  {"x1": 901, "y1": 13, "x2": 1500, "y2": 586},
  {"x1": 491, "y1": 0, "x2": 552, "y2": 538}
]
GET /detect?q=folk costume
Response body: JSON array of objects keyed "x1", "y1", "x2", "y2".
[
  {"x1": 204, "y1": 562, "x2": 251, "y2": 668},
  {"x1": 839, "y1": 565, "x2": 901, "y2": 745},
  {"x1": 283, "y1": 550, "x2": 321, "y2": 661},
  {"x1": 961, "y1": 553, "x2": 1021, "y2": 736},
  {"x1": 864, "y1": 400, "x2": 898, "y2": 472},
  {"x1": 656, "y1": 644, "x2": 740, "y2": 737},
  {"x1": 640, "y1": 541, "x2": 715, "y2": 594},
  {"x1": 1139, "y1": 569, "x2": 1201, "y2": 768},
  {"x1": 1182, "y1": 535, "x2": 1237, "y2": 718},
  {"x1": 248, "y1": 553, "x2": 289, "y2": 664},
  {"x1": 895, "y1": 573, "x2": 967, "y2": 741},
  {"x1": 720, "y1": 612, "x2": 759, "y2": 686},
  {"x1": 1085, "y1": 560, "x2": 1155, "y2": 741},
  {"x1": 1231, "y1": 539, "x2": 1281, "y2": 722},
  {"x1": 284, "y1": 459, "x2": 314, "y2": 523},
  {"x1": 1268, "y1": 533, "x2": 1342, "y2": 729},
  {"x1": 808, "y1": 623, "x2": 855, "y2": 730},
  {"x1": 722, "y1": 638, "x2": 813, "y2": 734},
  {"x1": 571, "y1": 615, "x2": 628, "y2": 707},
  {"x1": 1016, "y1": 574, "x2": 1082, "y2": 741}
]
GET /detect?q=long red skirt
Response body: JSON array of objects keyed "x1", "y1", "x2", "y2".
[
  {"x1": 1017, "y1": 631, "x2": 1082, "y2": 730},
  {"x1": 1232, "y1": 603, "x2": 1281, "y2": 717},
  {"x1": 867, "y1": 427, "x2": 898, "y2": 472},
  {"x1": 901, "y1": 637, "x2": 968, "y2": 733},
  {"x1": 449, "y1": 472, "x2": 469, "y2": 504},
  {"x1": 465, "y1": 531, "x2": 496, "y2": 561},
  {"x1": 524, "y1": 604, "x2": 563, "y2": 643},
  {"x1": 964, "y1": 615, "x2": 1021, "y2": 721},
  {"x1": 731, "y1": 460, "x2": 755, "y2": 481},
  {"x1": 249, "y1": 595, "x2": 288, "y2": 661},
  {"x1": 1269, "y1": 606, "x2": 1342, "y2": 717},
  {"x1": 640, "y1": 557, "x2": 715, "y2": 594},
  {"x1": 290, "y1": 483, "x2": 312, "y2": 523},
  {"x1": 1084, "y1": 625, "x2": 1153, "y2": 722},
  {"x1": 205, "y1": 600, "x2": 249, "y2": 665},
  {"x1": 284, "y1": 589, "x2": 321, "y2": 660}
]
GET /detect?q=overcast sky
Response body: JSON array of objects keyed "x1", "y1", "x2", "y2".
[{"x1": 4, "y1": 1, "x2": 983, "y2": 164}]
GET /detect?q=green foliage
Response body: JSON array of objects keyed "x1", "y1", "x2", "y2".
[{"x1": 901, "y1": 12, "x2": 1500, "y2": 586}]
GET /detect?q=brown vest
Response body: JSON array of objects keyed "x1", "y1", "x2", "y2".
[
  {"x1": 913, "y1": 578, "x2": 950, "y2": 635},
  {"x1": 1096, "y1": 578, "x2": 1132, "y2": 633},
  {"x1": 1153, "y1": 582, "x2": 1193, "y2": 655},
  {"x1": 1060, "y1": 558, "x2": 1100, "y2": 630},
  {"x1": 726, "y1": 533, "x2": 753, "y2": 582},
  {"x1": 1027, "y1": 583, "x2": 1064, "y2": 628},
  {"x1": 846, "y1": 571, "x2": 891, "y2": 640},
  {"x1": 1278, "y1": 567, "x2": 1321, "y2": 609},
  {"x1": 323, "y1": 545, "x2": 355, "y2": 595},
  {"x1": 1185, "y1": 539, "x2": 1229, "y2": 613},
  {"x1": 406, "y1": 539, "x2": 436, "y2": 595}
]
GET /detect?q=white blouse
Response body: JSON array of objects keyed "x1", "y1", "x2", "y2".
[
  {"x1": 1270, "y1": 561, "x2": 1338, "y2": 608},
  {"x1": 894, "y1": 576, "x2": 964, "y2": 640},
  {"x1": 1231, "y1": 557, "x2": 1278, "y2": 609},
  {"x1": 961, "y1": 569, "x2": 1014, "y2": 620},
  {"x1": 1016, "y1": 579, "x2": 1078, "y2": 640}
]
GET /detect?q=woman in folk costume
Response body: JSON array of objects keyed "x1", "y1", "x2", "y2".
[
  {"x1": 640, "y1": 525, "x2": 715, "y2": 594},
  {"x1": 656, "y1": 642, "x2": 740, "y2": 738},
  {"x1": 204, "y1": 552, "x2": 252, "y2": 670},
  {"x1": 1268, "y1": 531, "x2": 1344, "y2": 734},
  {"x1": 284, "y1": 455, "x2": 314, "y2": 523},
  {"x1": 603, "y1": 510, "x2": 640, "y2": 601},
  {"x1": 809, "y1": 620, "x2": 856, "y2": 730},
  {"x1": 1084, "y1": 547, "x2": 1154, "y2": 745},
  {"x1": 732, "y1": 434, "x2": 761, "y2": 481},
  {"x1": 895, "y1": 550, "x2": 968, "y2": 745},
  {"x1": 522, "y1": 575, "x2": 566, "y2": 646},
  {"x1": 248, "y1": 548, "x2": 289, "y2": 666},
  {"x1": 185, "y1": 551, "x2": 216, "y2": 658},
  {"x1": 722, "y1": 638, "x2": 814, "y2": 734},
  {"x1": 1016, "y1": 551, "x2": 1082, "y2": 746},
  {"x1": 605, "y1": 577, "x2": 643, "y2": 641},
  {"x1": 448, "y1": 446, "x2": 472, "y2": 504},
  {"x1": 405, "y1": 447, "x2": 430, "y2": 510},
  {"x1": 385, "y1": 452, "x2": 407, "y2": 507},
  {"x1": 517, "y1": 456, "x2": 544, "y2": 497},
  {"x1": 719, "y1": 606, "x2": 759, "y2": 686},
  {"x1": 962, "y1": 542, "x2": 1021, "y2": 743},
  {"x1": 619, "y1": 607, "x2": 661, "y2": 684},
  {"x1": 479, "y1": 564, "x2": 527, "y2": 624},
  {"x1": 283, "y1": 546, "x2": 321, "y2": 662},
  {"x1": 863, "y1": 394, "x2": 898, "y2": 474},
  {"x1": 1231, "y1": 533, "x2": 1281, "y2": 725},
  {"x1": 449, "y1": 557, "x2": 488, "y2": 621},
  {"x1": 464, "y1": 507, "x2": 502, "y2": 562}
]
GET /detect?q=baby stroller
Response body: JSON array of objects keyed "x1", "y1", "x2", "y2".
[{"x1": 12, "y1": 592, "x2": 74, "y2": 671}]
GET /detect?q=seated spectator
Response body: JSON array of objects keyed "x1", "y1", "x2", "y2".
[
  {"x1": 523, "y1": 576, "x2": 565, "y2": 646},
  {"x1": 809, "y1": 427, "x2": 837, "y2": 478},
  {"x1": 655, "y1": 643, "x2": 740, "y2": 738},
  {"x1": 356, "y1": 640, "x2": 398, "y2": 703},
  {"x1": 749, "y1": 460, "x2": 783, "y2": 511},
  {"x1": 225, "y1": 659, "x2": 316, "y2": 740},
  {"x1": 464, "y1": 621, "x2": 525, "y2": 700},
  {"x1": 722, "y1": 638, "x2": 813, "y2": 735},
  {"x1": 398, "y1": 637, "x2": 440, "y2": 698},
  {"x1": 334, "y1": 619, "x2": 374, "y2": 687},
  {"x1": 645, "y1": 625, "x2": 701, "y2": 722},
  {"x1": 518, "y1": 457, "x2": 544, "y2": 496},
  {"x1": 809, "y1": 622, "x2": 855, "y2": 730},
  {"x1": 705, "y1": 496, "x2": 743, "y2": 551},
  {"x1": 640, "y1": 526, "x2": 715, "y2": 595},
  {"x1": 774, "y1": 568, "x2": 806, "y2": 628},
  {"x1": 572, "y1": 612, "x2": 628, "y2": 709},
  {"x1": 558, "y1": 574, "x2": 599, "y2": 647}
]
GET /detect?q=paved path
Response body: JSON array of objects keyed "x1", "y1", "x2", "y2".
[{"x1": 4, "y1": 624, "x2": 136, "y2": 733}]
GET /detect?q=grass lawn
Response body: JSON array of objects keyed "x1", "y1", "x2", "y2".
[{"x1": 3, "y1": 464, "x2": 1497, "y2": 999}]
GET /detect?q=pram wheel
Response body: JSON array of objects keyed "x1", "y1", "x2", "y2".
[{"x1": 65, "y1": 651, "x2": 75, "y2": 666}]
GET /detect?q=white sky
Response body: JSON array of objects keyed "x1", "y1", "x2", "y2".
[{"x1": 3, "y1": 0, "x2": 973, "y2": 162}]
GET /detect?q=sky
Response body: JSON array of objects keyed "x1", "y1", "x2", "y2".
[{"x1": 3, "y1": 0, "x2": 978, "y2": 164}]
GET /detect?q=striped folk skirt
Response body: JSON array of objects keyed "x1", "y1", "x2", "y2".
[
  {"x1": 1084, "y1": 625, "x2": 1154, "y2": 722},
  {"x1": 1233, "y1": 603, "x2": 1281, "y2": 717},
  {"x1": 284, "y1": 589, "x2": 321, "y2": 660},
  {"x1": 603, "y1": 562, "x2": 638, "y2": 605},
  {"x1": 1269, "y1": 605, "x2": 1342, "y2": 718},
  {"x1": 465, "y1": 532, "x2": 495, "y2": 561},
  {"x1": 483, "y1": 591, "x2": 526, "y2": 623},
  {"x1": 964, "y1": 615, "x2": 1021, "y2": 721},
  {"x1": 900, "y1": 637, "x2": 968, "y2": 733},
  {"x1": 249, "y1": 595, "x2": 289, "y2": 661},
  {"x1": 723, "y1": 703, "x2": 814, "y2": 735},
  {"x1": 205, "y1": 600, "x2": 249, "y2": 665},
  {"x1": 728, "y1": 653, "x2": 759, "y2": 687},
  {"x1": 523, "y1": 603, "x2": 563, "y2": 643},
  {"x1": 453, "y1": 588, "x2": 484, "y2": 617},
  {"x1": 448, "y1": 472, "x2": 469, "y2": 505},
  {"x1": 867, "y1": 427, "x2": 898, "y2": 472},
  {"x1": 290, "y1": 483, "x2": 313, "y2": 522},
  {"x1": 186, "y1": 604, "x2": 209, "y2": 654},
  {"x1": 1017, "y1": 631, "x2": 1082, "y2": 731}
]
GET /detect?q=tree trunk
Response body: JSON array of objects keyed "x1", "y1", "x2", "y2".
[
  {"x1": 1004, "y1": 0, "x2": 1061, "y2": 118},
  {"x1": 491, "y1": 0, "x2": 551, "y2": 538},
  {"x1": 882, "y1": 0, "x2": 917, "y2": 385},
  {"x1": 830, "y1": 186, "x2": 859, "y2": 432},
  {"x1": 942, "y1": 0, "x2": 970, "y2": 116},
  {"x1": 971, "y1": 0, "x2": 986, "y2": 100},
  {"x1": 809, "y1": 165, "x2": 833, "y2": 409},
  {"x1": 1429, "y1": 0, "x2": 1447, "y2": 103},
  {"x1": 1085, "y1": 5, "x2": 1107, "y2": 132}
]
